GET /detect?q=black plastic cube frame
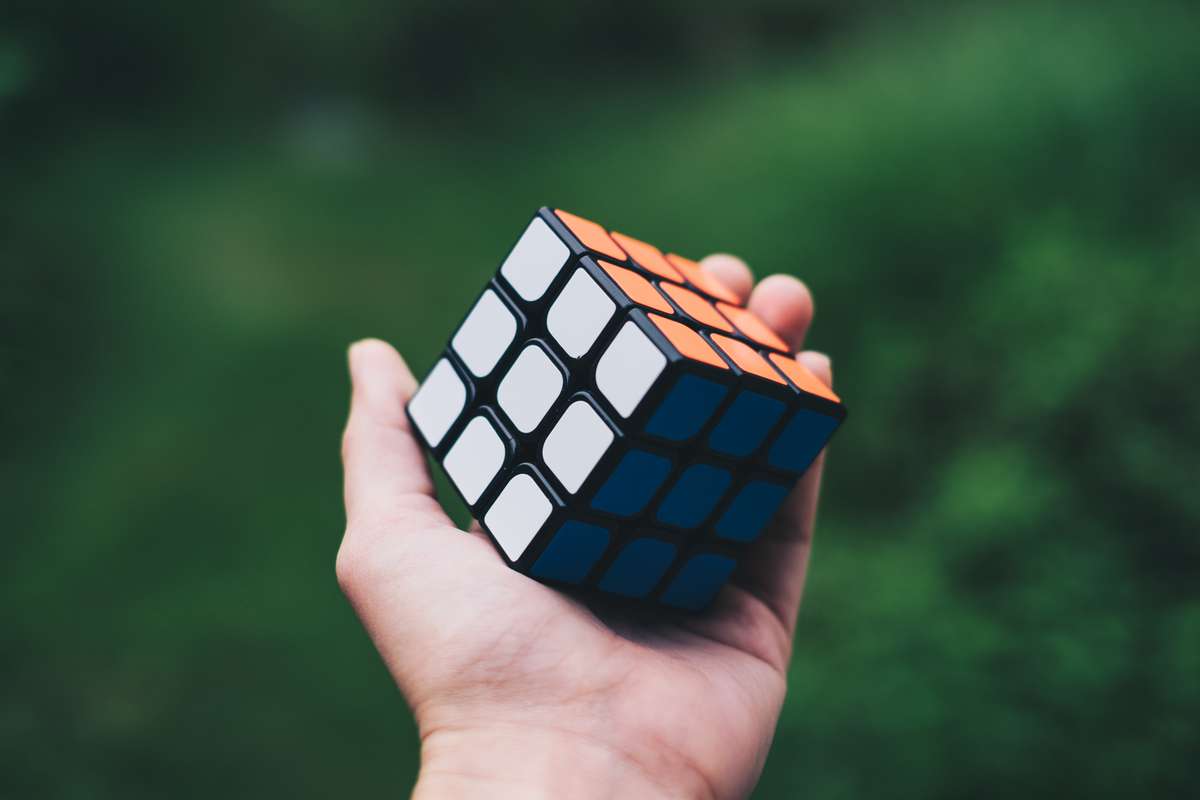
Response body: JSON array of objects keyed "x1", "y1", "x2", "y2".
[{"x1": 405, "y1": 206, "x2": 849, "y2": 609}]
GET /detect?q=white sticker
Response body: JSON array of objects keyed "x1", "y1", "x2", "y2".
[
  {"x1": 407, "y1": 359, "x2": 467, "y2": 447},
  {"x1": 595, "y1": 321, "x2": 667, "y2": 417},
  {"x1": 497, "y1": 345, "x2": 565, "y2": 433},
  {"x1": 546, "y1": 269, "x2": 617, "y2": 359},
  {"x1": 543, "y1": 399, "x2": 615, "y2": 493},
  {"x1": 452, "y1": 289, "x2": 517, "y2": 377},
  {"x1": 499, "y1": 217, "x2": 571, "y2": 301},
  {"x1": 484, "y1": 473, "x2": 554, "y2": 561},
  {"x1": 442, "y1": 416, "x2": 506, "y2": 504}
]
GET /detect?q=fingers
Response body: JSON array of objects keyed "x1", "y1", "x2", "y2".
[
  {"x1": 700, "y1": 254, "x2": 814, "y2": 353},
  {"x1": 339, "y1": 341, "x2": 511, "y2": 695},
  {"x1": 747, "y1": 274, "x2": 814, "y2": 351},
  {"x1": 342, "y1": 339, "x2": 450, "y2": 531},
  {"x1": 700, "y1": 253, "x2": 754, "y2": 303}
]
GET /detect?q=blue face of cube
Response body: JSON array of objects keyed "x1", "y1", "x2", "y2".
[
  {"x1": 643, "y1": 373, "x2": 728, "y2": 442},
  {"x1": 708, "y1": 391, "x2": 787, "y2": 458},
  {"x1": 655, "y1": 463, "x2": 732, "y2": 529},
  {"x1": 767, "y1": 409, "x2": 841, "y2": 474},
  {"x1": 714, "y1": 480, "x2": 791, "y2": 542},
  {"x1": 531, "y1": 521, "x2": 611, "y2": 584},
  {"x1": 590, "y1": 449, "x2": 672, "y2": 517},
  {"x1": 660, "y1": 553, "x2": 738, "y2": 611},
  {"x1": 598, "y1": 537, "x2": 677, "y2": 598}
]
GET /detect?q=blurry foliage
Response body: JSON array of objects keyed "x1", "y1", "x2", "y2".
[
  {"x1": 2, "y1": 0, "x2": 905, "y2": 127},
  {"x1": 2, "y1": 1, "x2": 1199, "y2": 798}
]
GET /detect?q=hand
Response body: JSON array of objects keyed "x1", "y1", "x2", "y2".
[{"x1": 337, "y1": 255, "x2": 835, "y2": 799}]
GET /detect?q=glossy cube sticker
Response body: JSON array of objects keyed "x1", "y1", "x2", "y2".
[{"x1": 406, "y1": 208, "x2": 847, "y2": 610}]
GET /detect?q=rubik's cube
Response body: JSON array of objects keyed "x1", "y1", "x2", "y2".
[{"x1": 406, "y1": 208, "x2": 846, "y2": 610}]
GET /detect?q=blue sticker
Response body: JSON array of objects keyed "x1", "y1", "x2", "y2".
[
  {"x1": 590, "y1": 450, "x2": 672, "y2": 517},
  {"x1": 644, "y1": 374, "x2": 728, "y2": 441},
  {"x1": 655, "y1": 463, "x2": 732, "y2": 529},
  {"x1": 708, "y1": 391, "x2": 786, "y2": 457},
  {"x1": 598, "y1": 538, "x2": 677, "y2": 598},
  {"x1": 714, "y1": 480, "x2": 790, "y2": 542},
  {"x1": 531, "y1": 521, "x2": 611, "y2": 584},
  {"x1": 660, "y1": 554, "x2": 737, "y2": 611},
  {"x1": 767, "y1": 409, "x2": 840, "y2": 473}
]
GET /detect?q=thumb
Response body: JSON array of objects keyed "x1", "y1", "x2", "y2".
[{"x1": 341, "y1": 339, "x2": 450, "y2": 533}]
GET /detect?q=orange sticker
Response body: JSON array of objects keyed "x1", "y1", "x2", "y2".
[
  {"x1": 710, "y1": 333, "x2": 786, "y2": 384},
  {"x1": 648, "y1": 314, "x2": 728, "y2": 370},
  {"x1": 717, "y1": 303, "x2": 790, "y2": 351},
  {"x1": 554, "y1": 209, "x2": 627, "y2": 261},
  {"x1": 768, "y1": 353, "x2": 840, "y2": 402},
  {"x1": 661, "y1": 283, "x2": 734, "y2": 332},
  {"x1": 611, "y1": 232, "x2": 683, "y2": 282},
  {"x1": 599, "y1": 260, "x2": 673, "y2": 314},
  {"x1": 665, "y1": 254, "x2": 741, "y2": 305}
]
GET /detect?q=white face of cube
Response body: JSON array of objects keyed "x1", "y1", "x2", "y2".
[
  {"x1": 499, "y1": 217, "x2": 571, "y2": 302},
  {"x1": 407, "y1": 358, "x2": 466, "y2": 447},
  {"x1": 546, "y1": 269, "x2": 616, "y2": 359},
  {"x1": 452, "y1": 289, "x2": 517, "y2": 377},
  {"x1": 484, "y1": 473, "x2": 554, "y2": 561},
  {"x1": 497, "y1": 344, "x2": 564, "y2": 433},
  {"x1": 542, "y1": 399, "x2": 615, "y2": 494},
  {"x1": 442, "y1": 415, "x2": 506, "y2": 504},
  {"x1": 595, "y1": 321, "x2": 667, "y2": 417}
]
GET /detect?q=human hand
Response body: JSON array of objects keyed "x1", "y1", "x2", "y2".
[{"x1": 337, "y1": 255, "x2": 835, "y2": 799}]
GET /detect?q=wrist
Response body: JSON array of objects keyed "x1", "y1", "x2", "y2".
[{"x1": 413, "y1": 724, "x2": 708, "y2": 800}]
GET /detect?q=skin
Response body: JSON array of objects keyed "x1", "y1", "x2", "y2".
[{"x1": 338, "y1": 255, "x2": 834, "y2": 799}]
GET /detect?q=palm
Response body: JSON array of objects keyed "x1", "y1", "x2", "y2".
[
  {"x1": 339, "y1": 259, "x2": 832, "y2": 798},
  {"x1": 354, "y1": 506, "x2": 813, "y2": 798}
]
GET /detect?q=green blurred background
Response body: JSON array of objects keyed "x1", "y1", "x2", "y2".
[{"x1": 4, "y1": 1, "x2": 1199, "y2": 796}]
